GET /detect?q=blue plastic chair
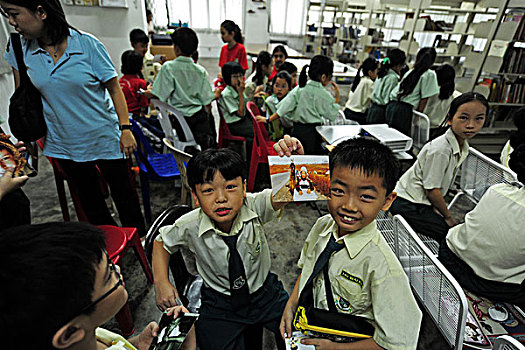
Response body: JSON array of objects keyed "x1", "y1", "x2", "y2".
[{"x1": 130, "y1": 119, "x2": 180, "y2": 224}]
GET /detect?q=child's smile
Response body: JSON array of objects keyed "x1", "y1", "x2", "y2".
[{"x1": 328, "y1": 166, "x2": 395, "y2": 236}]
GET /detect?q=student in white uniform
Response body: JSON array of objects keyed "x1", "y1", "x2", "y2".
[
  {"x1": 500, "y1": 107, "x2": 525, "y2": 168},
  {"x1": 424, "y1": 64, "x2": 461, "y2": 135},
  {"x1": 343, "y1": 57, "x2": 379, "y2": 124},
  {"x1": 439, "y1": 144, "x2": 525, "y2": 309},
  {"x1": 386, "y1": 48, "x2": 439, "y2": 136},
  {"x1": 389, "y1": 92, "x2": 489, "y2": 240}
]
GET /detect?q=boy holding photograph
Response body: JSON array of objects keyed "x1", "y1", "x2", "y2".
[
  {"x1": 275, "y1": 136, "x2": 422, "y2": 350},
  {"x1": 152, "y1": 148, "x2": 289, "y2": 349}
]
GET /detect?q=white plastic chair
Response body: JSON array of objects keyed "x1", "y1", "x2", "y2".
[
  {"x1": 448, "y1": 147, "x2": 519, "y2": 210},
  {"x1": 493, "y1": 335, "x2": 525, "y2": 350},
  {"x1": 150, "y1": 99, "x2": 200, "y2": 153},
  {"x1": 411, "y1": 110, "x2": 430, "y2": 154}
]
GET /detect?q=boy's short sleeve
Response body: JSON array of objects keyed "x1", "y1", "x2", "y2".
[
  {"x1": 245, "y1": 189, "x2": 283, "y2": 225},
  {"x1": 420, "y1": 70, "x2": 439, "y2": 100},
  {"x1": 88, "y1": 36, "x2": 118, "y2": 83},
  {"x1": 420, "y1": 149, "x2": 450, "y2": 190},
  {"x1": 156, "y1": 222, "x2": 188, "y2": 254},
  {"x1": 152, "y1": 64, "x2": 175, "y2": 103},
  {"x1": 221, "y1": 87, "x2": 240, "y2": 115},
  {"x1": 371, "y1": 273, "x2": 422, "y2": 350}
]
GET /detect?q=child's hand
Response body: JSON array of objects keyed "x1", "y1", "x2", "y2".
[
  {"x1": 280, "y1": 303, "x2": 296, "y2": 340},
  {"x1": 0, "y1": 171, "x2": 28, "y2": 199},
  {"x1": 166, "y1": 305, "x2": 190, "y2": 318},
  {"x1": 331, "y1": 81, "x2": 340, "y2": 103},
  {"x1": 273, "y1": 135, "x2": 304, "y2": 157},
  {"x1": 445, "y1": 216, "x2": 457, "y2": 227},
  {"x1": 134, "y1": 322, "x2": 159, "y2": 350},
  {"x1": 154, "y1": 281, "x2": 179, "y2": 311},
  {"x1": 237, "y1": 79, "x2": 245, "y2": 93},
  {"x1": 253, "y1": 91, "x2": 268, "y2": 98},
  {"x1": 300, "y1": 338, "x2": 338, "y2": 349},
  {"x1": 255, "y1": 116, "x2": 267, "y2": 124}
]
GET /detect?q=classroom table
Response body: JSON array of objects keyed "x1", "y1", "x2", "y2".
[{"x1": 316, "y1": 124, "x2": 413, "y2": 160}]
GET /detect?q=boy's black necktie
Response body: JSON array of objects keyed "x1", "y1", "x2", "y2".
[
  {"x1": 222, "y1": 234, "x2": 250, "y2": 316},
  {"x1": 299, "y1": 235, "x2": 345, "y2": 307}
]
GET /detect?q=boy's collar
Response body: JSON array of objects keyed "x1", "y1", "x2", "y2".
[
  {"x1": 320, "y1": 218, "x2": 379, "y2": 259},
  {"x1": 198, "y1": 205, "x2": 258, "y2": 237}
]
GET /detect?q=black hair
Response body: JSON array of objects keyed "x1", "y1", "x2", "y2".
[
  {"x1": 0, "y1": 222, "x2": 106, "y2": 350},
  {"x1": 130, "y1": 28, "x2": 149, "y2": 45},
  {"x1": 2, "y1": 0, "x2": 73, "y2": 45},
  {"x1": 398, "y1": 47, "x2": 437, "y2": 99},
  {"x1": 299, "y1": 55, "x2": 334, "y2": 87},
  {"x1": 433, "y1": 64, "x2": 456, "y2": 100},
  {"x1": 221, "y1": 61, "x2": 244, "y2": 86},
  {"x1": 146, "y1": 9, "x2": 152, "y2": 17},
  {"x1": 171, "y1": 27, "x2": 198, "y2": 56},
  {"x1": 378, "y1": 48, "x2": 406, "y2": 79},
  {"x1": 272, "y1": 70, "x2": 292, "y2": 91},
  {"x1": 509, "y1": 144, "x2": 525, "y2": 183},
  {"x1": 272, "y1": 45, "x2": 288, "y2": 58},
  {"x1": 278, "y1": 61, "x2": 298, "y2": 75},
  {"x1": 446, "y1": 92, "x2": 489, "y2": 122},
  {"x1": 351, "y1": 57, "x2": 378, "y2": 92},
  {"x1": 121, "y1": 49, "x2": 143, "y2": 75},
  {"x1": 509, "y1": 107, "x2": 525, "y2": 150},
  {"x1": 252, "y1": 50, "x2": 272, "y2": 85},
  {"x1": 187, "y1": 148, "x2": 246, "y2": 191},
  {"x1": 329, "y1": 137, "x2": 400, "y2": 194},
  {"x1": 192, "y1": 50, "x2": 199, "y2": 63},
  {"x1": 221, "y1": 20, "x2": 243, "y2": 44}
]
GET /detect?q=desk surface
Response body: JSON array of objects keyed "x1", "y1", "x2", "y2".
[{"x1": 316, "y1": 124, "x2": 413, "y2": 160}]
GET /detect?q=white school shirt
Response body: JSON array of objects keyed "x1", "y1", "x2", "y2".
[
  {"x1": 446, "y1": 183, "x2": 525, "y2": 284},
  {"x1": 345, "y1": 76, "x2": 375, "y2": 113},
  {"x1": 394, "y1": 128, "x2": 469, "y2": 205},
  {"x1": 424, "y1": 90, "x2": 462, "y2": 128}
]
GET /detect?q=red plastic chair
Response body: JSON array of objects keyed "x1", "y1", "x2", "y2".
[
  {"x1": 246, "y1": 102, "x2": 277, "y2": 192},
  {"x1": 216, "y1": 100, "x2": 246, "y2": 151},
  {"x1": 98, "y1": 225, "x2": 155, "y2": 336}
]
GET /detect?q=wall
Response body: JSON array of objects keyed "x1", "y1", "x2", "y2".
[{"x1": 63, "y1": 0, "x2": 147, "y2": 74}]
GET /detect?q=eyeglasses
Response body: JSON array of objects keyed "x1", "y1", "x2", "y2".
[{"x1": 77, "y1": 250, "x2": 123, "y2": 315}]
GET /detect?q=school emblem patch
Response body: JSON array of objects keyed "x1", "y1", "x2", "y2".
[
  {"x1": 340, "y1": 270, "x2": 363, "y2": 287},
  {"x1": 233, "y1": 276, "x2": 246, "y2": 289},
  {"x1": 336, "y1": 296, "x2": 352, "y2": 312}
]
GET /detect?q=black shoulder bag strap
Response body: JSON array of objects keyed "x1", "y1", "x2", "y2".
[{"x1": 10, "y1": 33, "x2": 28, "y2": 82}]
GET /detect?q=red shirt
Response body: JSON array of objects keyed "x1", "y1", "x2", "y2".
[
  {"x1": 218, "y1": 43, "x2": 249, "y2": 71},
  {"x1": 119, "y1": 74, "x2": 149, "y2": 114},
  {"x1": 268, "y1": 65, "x2": 278, "y2": 81}
]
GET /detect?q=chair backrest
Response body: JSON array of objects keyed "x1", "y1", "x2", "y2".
[
  {"x1": 459, "y1": 147, "x2": 519, "y2": 203},
  {"x1": 163, "y1": 138, "x2": 192, "y2": 202},
  {"x1": 215, "y1": 100, "x2": 246, "y2": 146},
  {"x1": 246, "y1": 102, "x2": 271, "y2": 143},
  {"x1": 150, "y1": 99, "x2": 200, "y2": 152},
  {"x1": 411, "y1": 110, "x2": 430, "y2": 153},
  {"x1": 493, "y1": 335, "x2": 525, "y2": 350},
  {"x1": 130, "y1": 118, "x2": 156, "y2": 157},
  {"x1": 388, "y1": 215, "x2": 468, "y2": 350}
]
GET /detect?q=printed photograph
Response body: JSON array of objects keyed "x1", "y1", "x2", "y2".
[
  {"x1": 0, "y1": 133, "x2": 35, "y2": 178},
  {"x1": 268, "y1": 155, "x2": 330, "y2": 202}
]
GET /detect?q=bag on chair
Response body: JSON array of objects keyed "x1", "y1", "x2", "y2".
[{"x1": 8, "y1": 33, "x2": 46, "y2": 142}]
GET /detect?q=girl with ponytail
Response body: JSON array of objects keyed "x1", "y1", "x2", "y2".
[
  {"x1": 367, "y1": 48, "x2": 406, "y2": 123},
  {"x1": 385, "y1": 47, "x2": 439, "y2": 135},
  {"x1": 424, "y1": 64, "x2": 461, "y2": 131},
  {"x1": 218, "y1": 20, "x2": 248, "y2": 71},
  {"x1": 343, "y1": 57, "x2": 379, "y2": 124},
  {"x1": 244, "y1": 50, "x2": 273, "y2": 102},
  {"x1": 439, "y1": 142, "x2": 525, "y2": 307},
  {"x1": 262, "y1": 55, "x2": 341, "y2": 154}
]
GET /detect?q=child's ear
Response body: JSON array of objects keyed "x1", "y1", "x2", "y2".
[
  {"x1": 320, "y1": 74, "x2": 328, "y2": 84},
  {"x1": 242, "y1": 179, "x2": 247, "y2": 197},
  {"x1": 52, "y1": 324, "x2": 85, "y2": 349},
  {"x1": 381, "y1": 192, "x2": 397, "y2": 211},
  {"x1": 191, "y1": 190, "x2": 200, "y2": 208},
  {"x1": 447, "y1": 114, "x2": 453, "y2": 126}
]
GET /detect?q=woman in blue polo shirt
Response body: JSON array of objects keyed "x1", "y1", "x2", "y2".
[{"x1": 1, "y1": 0, "x2": 146, "y2": 235}]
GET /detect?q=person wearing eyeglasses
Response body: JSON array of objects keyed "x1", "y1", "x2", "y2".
[{"x1": 0, "y1": 222, "x2": 188, "y2": 350}]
